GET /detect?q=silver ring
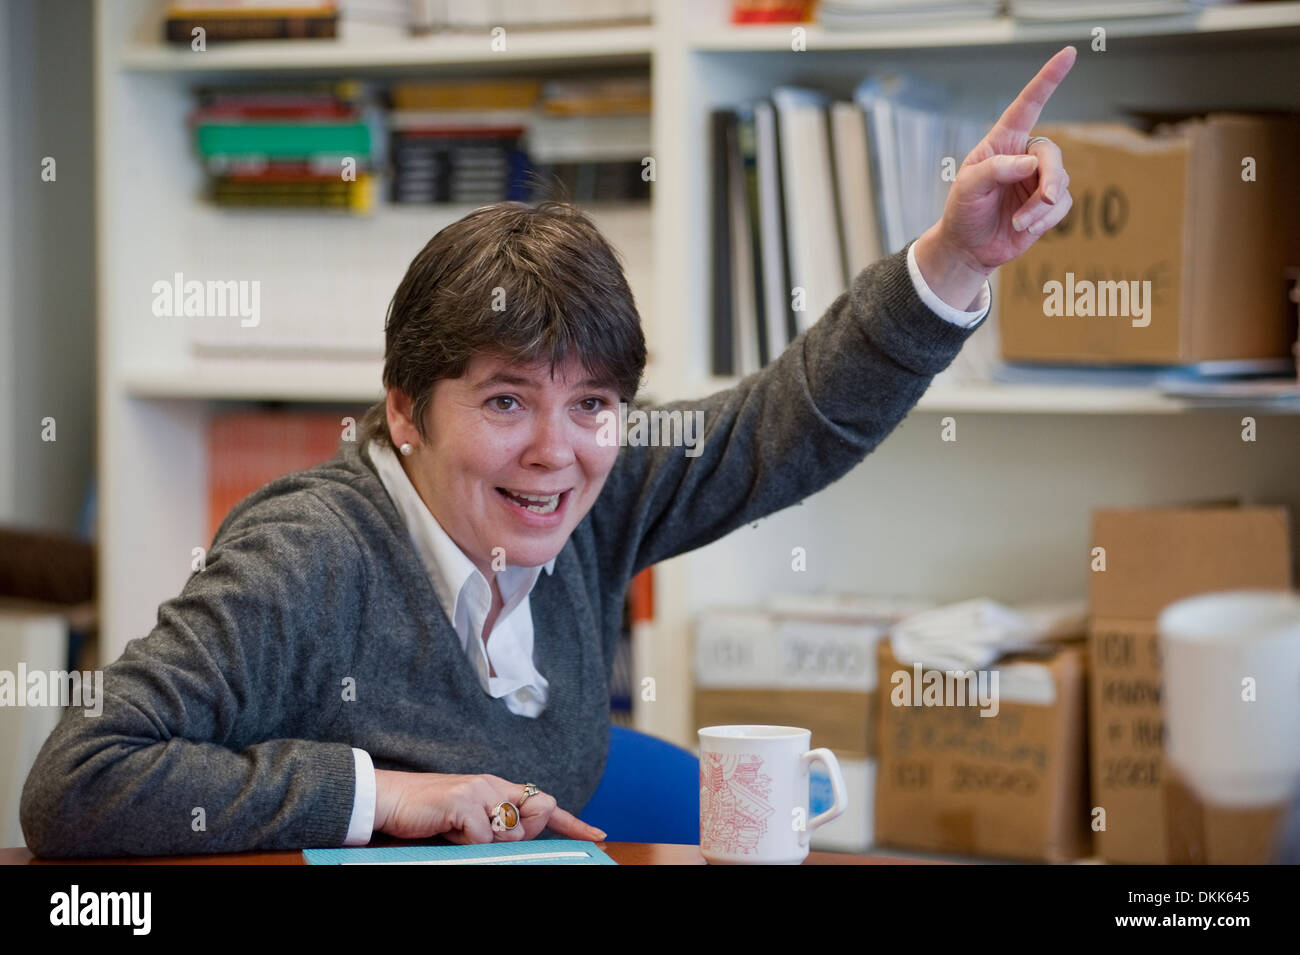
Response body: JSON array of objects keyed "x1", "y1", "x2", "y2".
[
  {"x1": 1026, "y1": 135, "x2": 1054, "y2": 150},
  {"x1": 490, "y1": 801, "x2": 520, "y2": 833},
  {"x1": 520, "y1": 783, "x2": 540, "y2": 807}
]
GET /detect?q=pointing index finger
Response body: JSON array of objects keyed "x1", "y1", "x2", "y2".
[
  {"x1": 995, "y1": 45, "x2": 1077, "y2": 142},
  {"x1": 547, "y1": 806, "x2": 606, "y2": 842}
]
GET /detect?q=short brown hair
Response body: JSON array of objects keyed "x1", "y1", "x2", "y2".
[{"x1": 359, "y1": 200, "x2": 646, "y2": 450}]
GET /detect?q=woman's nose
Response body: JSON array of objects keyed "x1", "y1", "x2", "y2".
[{"x1": 520, "y1": 412, "x2": 576, "y2": 470}]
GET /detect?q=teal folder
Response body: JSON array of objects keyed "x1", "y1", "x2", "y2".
[{"x1": 304, "y1": 840, "x2": 617, "y2": 866}]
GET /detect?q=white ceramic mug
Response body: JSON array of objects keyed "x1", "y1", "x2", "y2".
[
  {"x1": 698, "y1": 725, "x2": 848, "y2": 864},
  {"x1": 1159, "y1": 589, "x2": 1300, "y2": 807}
]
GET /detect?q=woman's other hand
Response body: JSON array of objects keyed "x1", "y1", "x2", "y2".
[{"x1": 372, "y1": 769, "x2": 606, "y2": 844}]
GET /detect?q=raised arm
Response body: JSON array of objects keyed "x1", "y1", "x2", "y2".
[
  {"x1": 20, "y1": 489, "x2": 365, "y2": 857},
  {"x1": 589, "y1": 238, "x2": 985, "y2": 578}
]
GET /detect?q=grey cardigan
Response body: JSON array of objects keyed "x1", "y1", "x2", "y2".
[{"x1": 20, "y1": 238, "x2": 986, "y2": 856}]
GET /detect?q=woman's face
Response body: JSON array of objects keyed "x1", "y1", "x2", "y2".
[{"x1": 393, "y1": 352, "x2": 623, "y2": 577}]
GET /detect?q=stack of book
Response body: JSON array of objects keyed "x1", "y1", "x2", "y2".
[
  {"x1": 336, "y1": 0, "x2": 417, "y2": 41},
  {"x1": 710, "y1": 75, "x2": 986, "y2": 376},
  {"x1": 387, "y1": 79, "x2": 537, "y2": 204},
  {"x1": 164, "y1": 1, "x2": 339, "y2": 43},
  {"x1": 528, "y1": 76, "x2": 652, "y2": 202},
  {"x1": 730, "y1": 0, "x2": 817, "y2": 22},
  {"x1": 410, "y1": 0, "x2": 652, "y2": 30},
  {"x1": 387, "y1": 76, "x2": 652, "y2": 205},
  {"x1": 816, "y1": 0, "x2": 1003, "y2": 30},
  {"x1": 190, "y1": 81, "x2": 376, "y2": 211}
]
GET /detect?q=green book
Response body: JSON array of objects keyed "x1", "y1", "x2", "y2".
[{"x1": 195, "y1": 122, "x2": 371, "y2": 159}]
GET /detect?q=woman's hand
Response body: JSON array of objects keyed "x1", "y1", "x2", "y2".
[
  {"x1": 373, "y1": 769, "x2": 606, "y2": 844},
  {"x1": 913, "y1": 45, "x2": 1077, "y2": 310}
]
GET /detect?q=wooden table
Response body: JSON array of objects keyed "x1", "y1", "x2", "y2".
[{"x1": 1, "y1": 842, "x2": 936, "y2": 865}]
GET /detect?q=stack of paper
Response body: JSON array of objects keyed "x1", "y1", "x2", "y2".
[
  {"x1": 819, "y1": 0, "x2": 1004, "y2": 30},
  {"x1": 1009, "y1": 0, "x2": 1237, "y2": 21},
  {"x1": 989, "y1": 357, "x2": 1300, "y2": 401}
]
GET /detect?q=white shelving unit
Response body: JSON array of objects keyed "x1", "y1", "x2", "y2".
[{"x1": 97, "y1": 1, "x2": 1300, "y2": 753}]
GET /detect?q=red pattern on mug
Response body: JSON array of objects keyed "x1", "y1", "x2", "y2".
[{"x1": 700, "y1": 752, "x2": 775, "y2": 855}]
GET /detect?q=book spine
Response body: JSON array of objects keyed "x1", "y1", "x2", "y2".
[
  {"x1": 710, "y1": 110, "x2": 736, "y2": 377},
  {"x1": 165, "y1": 14, "x2": 339, "y2": 43},
  {"x1": 195, "y1": 122, "x2": 371, "y2": 159}
]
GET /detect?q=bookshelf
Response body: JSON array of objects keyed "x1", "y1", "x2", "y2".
[
  {"x1": 648, "y1": 0, "x2": 1300, "y2": 750},
  {"x1": 97, "y1": 1, "x2": 1300, "y2": 753}
]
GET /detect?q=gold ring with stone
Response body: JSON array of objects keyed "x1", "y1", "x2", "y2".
[{"x1": 491, "y1": 801, "x2": 520, "y2": 833}]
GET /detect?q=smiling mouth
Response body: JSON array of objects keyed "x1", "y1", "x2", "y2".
[{"x1": 496, "y1": 487, "x2": 568, "y2": 515}]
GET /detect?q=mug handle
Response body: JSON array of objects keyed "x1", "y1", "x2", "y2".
[{"x1": 799, "y1": 748, "x2": 848, "y2": 847}]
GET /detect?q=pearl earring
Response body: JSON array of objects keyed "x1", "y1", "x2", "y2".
[{"x1": 400, "y1": 443, "x2": 413, "y2": 456}]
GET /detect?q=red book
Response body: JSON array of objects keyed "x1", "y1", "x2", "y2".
[
  {"x1": 207, "y1": 410, "x2": 353, "y2": 546},
  {"x1": 190, "y1": 104, "x2": 359, "y2": 121},
  {"x1": 628, "y1": 567, "x2": 655, "y2": 623}
]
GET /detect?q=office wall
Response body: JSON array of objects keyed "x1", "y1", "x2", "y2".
[
  {"x1": 0, "y1": 0, "x2": 95, "y2": 535},
  {"x1": 0, "y1": 0, "x2": 16, "y2": 520}
]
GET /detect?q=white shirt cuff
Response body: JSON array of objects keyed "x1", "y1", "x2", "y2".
[
  {"x1": 907, "y1": 240, "x2": 991, "y2": 328},
  {"x1": 344, "y1": 747, "x2": 376, "y2": 846}
]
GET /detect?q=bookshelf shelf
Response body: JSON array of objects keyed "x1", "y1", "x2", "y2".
[
  {"x1": 121, "y1": 360, "x2": 384, "y2": 404},
  {"x1": 690, "y1": 376, "x2": 1300, "y2": 414},
  {"x1": 686, "y1": 2, "x2": 1300, "y2": 52},
  {"x1": 119, "y1": 26, "x2": 654, "y2": 73},
  {"x1": 915, "y1": 383, "x2": 1298, "y2": 415}
]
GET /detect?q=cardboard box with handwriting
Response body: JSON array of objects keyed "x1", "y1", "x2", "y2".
[
  {"x1": 999, "y1": 114, "x2": 1300, "y2": 365},
  {"x1": 873, "y1": 638, "x2": 1091, "y2": 862},
  {"x1": 1088, "y1": 505, "x2": 1293, "y2": 863},
  {"x1": 693, "y1": 600, "x2": 914, "y2": 851}
]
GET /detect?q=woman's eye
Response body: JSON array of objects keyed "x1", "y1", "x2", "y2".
[{"x1": 489, "y1": 396, "x2": 518, "y2": 412}]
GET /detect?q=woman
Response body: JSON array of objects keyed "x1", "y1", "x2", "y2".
[{"x1": 20, "y1": 48, "x2": 1076, "y2": 856}]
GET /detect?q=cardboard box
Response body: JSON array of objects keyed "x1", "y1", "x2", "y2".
[
  {"x1": 810, "y1": 757, "x2": 875, "y2": 852},
  {"x1": 1088, "y1": 505, "x2": 1293, "y2": 864},
  {"x1": 1164, "y1": 764, "x2": 1290, "y2": 865},
  {"x1": 693, "y1": 604, "x2": 903, "y2": 854},
  {"x1": 693, "y1": 608, "x2": 889, "y2": 758},
  {"x1": 695, "y1": 688, "x2": 876, "y2": 758},
  {"x1": 693, "y1": 608, "x2": 886, "y2": 693},
  {"x1": 873, "y1": 639, "x2": 1091, "y2": 862},
  {"x1": 999, "y1": 114, "x2": 1300, "y2": 365}
]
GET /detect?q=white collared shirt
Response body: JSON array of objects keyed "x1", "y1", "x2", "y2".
[
  {"x1": 367, "y1": 438, "x2": 555, "y2": 715},
  {"x1": 342, "y1": 246, "x2": 987, "y2": 844}
]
